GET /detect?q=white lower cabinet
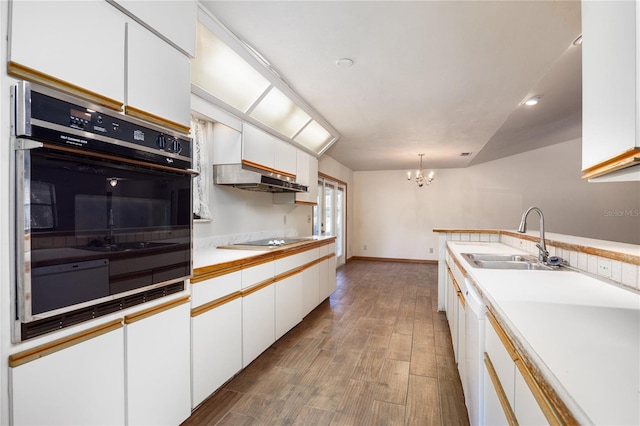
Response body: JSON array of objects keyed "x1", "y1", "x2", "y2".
[
  {"x1": 125, "y1": 298, "x2": 191, "y2": 426},
  {"x1": 275, "y1": 273, "x2": 303, "y2": 339},
  {"x1": 191, "y1": 297, "x2": 242, "y2": 408},
  {"x1": 242, "y1": 284, "x2": 276, "y2": 367},
  {"x1": 10, "y1": 321, "x2": 126, "y2": 426},
  {"x1": 301, "y1": 263, "x2": 320, "y2": 317},
  {"x1": 514, "y1": 362, "x2": 549, "y2": 425},
  {"x1": 483, "y1": 362, "x2": 510, "y2": 426}
]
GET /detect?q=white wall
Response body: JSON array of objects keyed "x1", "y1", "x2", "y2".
[
  {"x1": 193, "y1": 121, "x2": 312, "y2": 252},
  {"x1": 353, "y1": 138, "x2": 640, "y2": 261}
]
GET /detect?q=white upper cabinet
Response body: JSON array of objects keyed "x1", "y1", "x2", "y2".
[
  {"x1": 111, "y1": 0, "x2": 197, "y2": 57},
  {"x1": 274, "y1": 138, "x2": 298, "y2": 177},
  {"x1": 9, "y1": 0, "x2": 125, "y2": 109},
  {"x1": 126, "y1": 20, "x2": 191, "y2": 130},
  {"x1": 242, "y1": 123, "x2": 297, "y2": 176},
  {"x1": 296, "y1": 150, "x2": 319, "y2": 204},
  {"x1": 582, "y1": 0, "x2": 640, "y2": 180}
]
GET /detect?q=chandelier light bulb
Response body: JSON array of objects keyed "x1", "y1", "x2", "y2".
[{"x1": 407, "y1": 153, "x2": 435, "y2": 187}]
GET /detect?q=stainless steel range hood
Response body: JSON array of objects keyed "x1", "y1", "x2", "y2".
[{"x1": 213, "y1": 162, "x2": 308, "y2": 193}]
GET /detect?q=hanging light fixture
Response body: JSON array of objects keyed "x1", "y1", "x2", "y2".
[{"x1": 407, "y1": 154, "x2": 435, "y2": 187}]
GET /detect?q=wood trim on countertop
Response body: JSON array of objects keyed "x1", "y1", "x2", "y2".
[
  {"x1": 124, "y1": 295, "x2": 190, "y2": 324},
  {"x1": 486, "y1": 308, "x2": 519, "y2": 362},
  {"x1": 192, "y1": 238, "x2": 337, "y2": 283},
  {"x1": 487, "y1": 307, "x2": 579, "y2": 425},
  {"x1": 515, "y1": 358, "x2": 562, "y2": 426},
  {"x1": 484, "y1": 353, "x2": 519, "y2": 426},
  {"x1": 8, "y1": 61, "x2": 124, "y2": 111},
  {"x1": 9, "y1": 319, "x2": 123, "y2": 368},
  {"x1": 581, "y1": 148, "x2": 640, "y2": 180}
]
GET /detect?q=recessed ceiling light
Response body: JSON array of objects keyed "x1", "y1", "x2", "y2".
[
  {"x1": 335, "y1": 58, "x2": 354, "y2": 68},
  {"x1": 522, "y1": 95, "x2": 542, "y2": 106}
]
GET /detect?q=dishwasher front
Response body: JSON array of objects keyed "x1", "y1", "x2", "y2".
[{"x1": 464, "y1": 278, "x2": 486, "y2": 425}]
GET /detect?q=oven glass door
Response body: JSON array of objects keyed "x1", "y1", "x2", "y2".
[{"x1": 19, "y1": 148, "x2": 192, "y2": 324}]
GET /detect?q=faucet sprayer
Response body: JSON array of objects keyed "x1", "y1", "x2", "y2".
[{"x1": 517, "y1": 206, "x2": 548, "y2": 263}]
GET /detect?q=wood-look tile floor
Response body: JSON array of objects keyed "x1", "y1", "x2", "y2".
[{"x1": 182, "y1": 260, "x2": 469, "y2": 426}]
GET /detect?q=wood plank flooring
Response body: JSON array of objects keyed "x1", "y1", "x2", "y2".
[{"x1": 182, "y1": 260, "x2": 469, "y2": 426}]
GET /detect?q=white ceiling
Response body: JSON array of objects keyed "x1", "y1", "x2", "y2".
[{"x1": 201, "y1": 1, "x2": 583, "y2": 171}]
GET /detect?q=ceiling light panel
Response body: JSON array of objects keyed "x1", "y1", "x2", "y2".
[
  {"x1": 192, "y1": 22, "x2": 271, "y2": 112},
  {"x1": 294, "y1": 120, "x2": 333, "y2": 152},
  {"x1": 249, "y1": 87, "x2": 312, "y2": 138}
]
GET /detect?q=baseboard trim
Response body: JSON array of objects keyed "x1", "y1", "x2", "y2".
[{"x1": 350, "y1": 256, "x2": 437, "y2": 265}]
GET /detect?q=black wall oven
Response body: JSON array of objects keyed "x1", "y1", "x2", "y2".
[{"x1": 12, "y1": 81, "x2": 193, "y2": 341}]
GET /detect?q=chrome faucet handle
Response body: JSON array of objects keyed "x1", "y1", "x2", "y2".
[{"x1": 535, "y1": 243, "x2": 549, "y2": 262}]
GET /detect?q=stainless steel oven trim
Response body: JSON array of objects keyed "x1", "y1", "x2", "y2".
[{"x1": 14, "y1": 141, "x2": 32, "y2": 325}]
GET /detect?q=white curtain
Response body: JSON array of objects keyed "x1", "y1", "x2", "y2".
[{"x1": 191, "y1": 117, "x2": 213, "y2": 220}]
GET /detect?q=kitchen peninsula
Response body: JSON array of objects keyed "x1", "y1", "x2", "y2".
[{"x1": 435, "y1": 229, "x2": 640, "y2": 425}]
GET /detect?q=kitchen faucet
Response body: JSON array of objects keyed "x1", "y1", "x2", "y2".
[{"x1": 517, "y1": 206, "x2": 548, "y2": 263}]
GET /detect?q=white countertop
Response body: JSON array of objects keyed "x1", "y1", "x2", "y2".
[
  {"x1": 447, "y1": 241, "x2": 640, "y2": 425},
  {"x1": 193, "y1": 235, "x2": 335, "y2": 269}
]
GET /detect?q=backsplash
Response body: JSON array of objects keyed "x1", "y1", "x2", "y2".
[{"x1": 438, "y1": 230, "x2": 640, "y2": 292}]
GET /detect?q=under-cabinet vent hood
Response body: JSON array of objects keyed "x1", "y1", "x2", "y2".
[{"x1": 213, "y1": 163, "x2": 308, "y2": 193}]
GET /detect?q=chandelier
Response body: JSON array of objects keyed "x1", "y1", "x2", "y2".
[{"x1": 407, "y1": 154, "x2": 435, "y2": 187}]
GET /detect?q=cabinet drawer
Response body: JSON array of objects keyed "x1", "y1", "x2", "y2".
[
  {"x1": 192, "y1": 270, "x2": 241, "y2": 307},
  {"x1": 275, "y1": 248, "x2": 318, "y2": 275},
  {"x1": 242, "y1": 261, "x2": 275, "y2": 289},
  {"x1": 485, "y1": 313, "x2": 516, "y2": 408}
]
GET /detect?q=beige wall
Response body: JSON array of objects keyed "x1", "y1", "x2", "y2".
[{"x1": 353, "y1": 138, "x2": 640, "y2": 261}]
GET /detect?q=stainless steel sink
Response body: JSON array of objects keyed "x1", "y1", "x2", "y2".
[
  {"x1": 461, "y1": 253, "x2": 565, "y2": 271},
  {"x1": 462, "y1": 253, "x2": 537, "y2": 262}
]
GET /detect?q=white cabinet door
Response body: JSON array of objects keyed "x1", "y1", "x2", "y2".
[
  {"x1": 483, "y1": 363, "x2": 510, "y2": 426},
  {"x1": 295, "y1": 150, "x2": 319, "y2": 204},
  {"x1": 582, "y1": 0, "x2": 639, "y2": 176},
  {"x1": 274, "y1": 138, "x2": 297, "y2": 176},
  {"x1": 242, "y1": 123, "x2": 275, "y2": 169},
  {"x1": 127, "y1": 21, "x2": 191, "y2": 129},
  {"x1": 9, "y1": 1, "x2": 125, "y2": 105},
  {"x1": 319, "y1": 257, "x2": 330, "y2": 301},
  {"x1": 192, "y1": 297, "x2": 242, "y2": 408},
  {"x1": 242, "y1": 284, "x2": 275, "y2": 367},
  {"x1": 514, "y1": 365, "x2": 548, "y2": 425},
  {"x1": 275, "y1": 273, "x2": 303, "y2": 339},
  {"x1": 485, "y1": 317, "x2": 516, "y2": 408},
  {"x1": 11, "y1": 322, "x2": 125, "y2": 425},
  {"x1": 301, "y1": 263, "x2": 320, "y2": 317},
  {"x1": 125, "y1": 299, "x2": 191, "y2": 426},
  {"x1": 212, "y1": 123, "x2": 242, "y2": 165},
  {"x1": 456, "y1": 294, "x2": 467, "y2": 391},
  {"x1": 112, "y1": 0, "x2": 197, "y2": 56}
]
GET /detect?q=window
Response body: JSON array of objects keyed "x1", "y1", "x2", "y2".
[{"x1": 314, "y1": 175, "x2": 347, "y2": 266}]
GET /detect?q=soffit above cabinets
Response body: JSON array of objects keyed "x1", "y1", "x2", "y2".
[{"x1": 191, "y1": 7, "x2": 339, "y2": 157}]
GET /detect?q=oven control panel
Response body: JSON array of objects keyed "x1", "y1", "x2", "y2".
[{"x1": 14, "y1": 82, "x2": 192, "y2": 170}]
